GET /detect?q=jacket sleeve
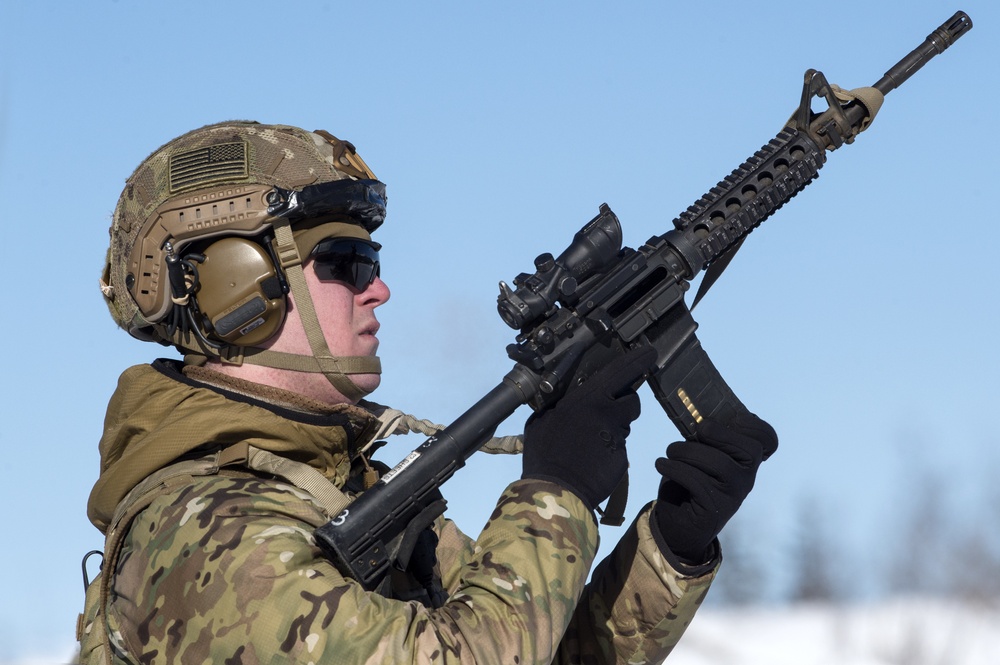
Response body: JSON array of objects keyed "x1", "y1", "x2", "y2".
[
  {"x1": 558, "y1": 502, "x2": 718, "y2": 664},
  {"x1": 108, "y1": 474, "x2": 601, "y2": 665},
  {"x1": 436, "y1": 500, "x2": 718, "y2": 665}
]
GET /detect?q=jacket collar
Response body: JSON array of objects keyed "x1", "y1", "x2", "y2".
[{"x1": 88, "y1": 359, "x2": 379, "y2": 532}]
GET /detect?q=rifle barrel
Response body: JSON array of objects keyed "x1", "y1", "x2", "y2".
[{"x1": 874, "y1": 11, "x2": 973, "y2": 95}]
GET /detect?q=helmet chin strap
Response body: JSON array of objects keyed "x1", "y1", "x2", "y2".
[
  {"x1": 181, "y1": 218, "x2": 380, "y2": 403},
  {"x1": 229, "y1": 347, "x2": 380, "y2": 404}
]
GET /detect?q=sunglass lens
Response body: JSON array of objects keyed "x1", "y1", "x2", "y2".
[{"x1": 311, "y1": 239, "x2": 380, "y2": 290}]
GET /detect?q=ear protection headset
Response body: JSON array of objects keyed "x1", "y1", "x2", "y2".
[
  {"x1": 144, "y1": 182, "x2": 291, "y2": 352},
  {"x1": 187, "y1": 236, "x2": 288, "y2": 347}
]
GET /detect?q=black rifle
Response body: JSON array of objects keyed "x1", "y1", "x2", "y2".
[{"x1": 315, "y1": 12, "x2": 973, "y2": 594}]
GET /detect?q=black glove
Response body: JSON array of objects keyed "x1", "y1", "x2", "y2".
[
  {"x1": 521, "y1": 345, "x2": 656, "y2": 511},
  {"x1": 653, "y1": 413, "x2": 778, "y2": 564}
]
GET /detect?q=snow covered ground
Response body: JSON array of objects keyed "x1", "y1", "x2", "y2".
[
  {"x1": 667, "y1": 598, "x2": 1000, "y2": 665},
  {"x1": 13, "y1": 598, "x2": 999, "y2": 665}
]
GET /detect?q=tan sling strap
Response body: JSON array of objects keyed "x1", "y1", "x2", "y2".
[
  {"x1": 218, "y1": 441, "x2": 352, "y2": 519},
  {"x1": 830, "y1": 84, "x2": 884, "y2": 132},
  {"x1": 104, "y1": 442, "x2": 355, "y2": 524},
  {"x1": 361, "y1": 399, "x2": 524, "y2": 456}
]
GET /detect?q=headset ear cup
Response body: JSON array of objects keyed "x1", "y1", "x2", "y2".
[{"x1": 192, "y1": 237, "x2": 287, "y2": 346}]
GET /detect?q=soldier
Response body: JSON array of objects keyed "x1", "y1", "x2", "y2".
[{"x1": 77, "y1": 121, "x2": 777, "y2": 664}]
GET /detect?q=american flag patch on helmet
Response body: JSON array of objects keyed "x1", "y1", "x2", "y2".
[{"x1": 169, "y1": 141, "x2": 249, "y2": 192}]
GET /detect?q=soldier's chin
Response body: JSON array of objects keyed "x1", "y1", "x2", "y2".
[{"x1": 351, "y1": 373, "x2": 382, "y2": 398}]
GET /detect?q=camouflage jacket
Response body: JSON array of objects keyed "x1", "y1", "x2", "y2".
[{"x1": 78, "y1": 360, "x2": 717, "y2": 665}]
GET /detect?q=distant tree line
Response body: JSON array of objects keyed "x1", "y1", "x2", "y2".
[{"x1": 707, "y1": 442, "x2": 1000, "y2": 607}]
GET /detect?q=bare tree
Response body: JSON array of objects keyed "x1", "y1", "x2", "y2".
[
  {"x1": 788, "y1": 495, "x2": 840, "y2": 603},
  {"x1": 951, "y1": 530, "x2": 1000, "y2": 605},
  {"x1": 951, "y1": 470, "x2": 1000, "y2": 606},
  {"x1": 710, "y1": 514, "x2": 769, "y2": 606},
  {"x1": 885, "y1": 469, "x2": 949, "y2": 596}
]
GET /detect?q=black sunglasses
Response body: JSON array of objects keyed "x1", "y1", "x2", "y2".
[{"x1": 311, "y1": 238, "x2": 381, "y2": 291}]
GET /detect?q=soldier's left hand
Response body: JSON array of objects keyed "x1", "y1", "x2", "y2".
[{"x1": 652, "y1": 413, "x2": 778, "y2": 565}]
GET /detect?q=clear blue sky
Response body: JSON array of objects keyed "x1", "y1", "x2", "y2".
[{"x1": 2, "y1": 1, "x2": 997, "y2": 662}]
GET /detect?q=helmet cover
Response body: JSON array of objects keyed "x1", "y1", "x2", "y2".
[{"x1": 102, "y1": 120, "x2": 380, "y2": 343}]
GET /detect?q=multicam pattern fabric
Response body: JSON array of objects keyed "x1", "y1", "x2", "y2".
[{"x1": 79, "y1": 361, "x2": 716, "y2": 664}]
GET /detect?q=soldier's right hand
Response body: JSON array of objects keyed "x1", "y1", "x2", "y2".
[{"x1": 521, "y1": 345, "x2": 656, "y2": 511}]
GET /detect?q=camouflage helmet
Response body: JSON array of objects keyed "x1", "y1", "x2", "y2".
[
  {"x1": 101, "y1": 120, "x2": 386, "y2": 401},
  {"x1": 102, "y1": 120, "x2": 383, "y2": 341}
]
